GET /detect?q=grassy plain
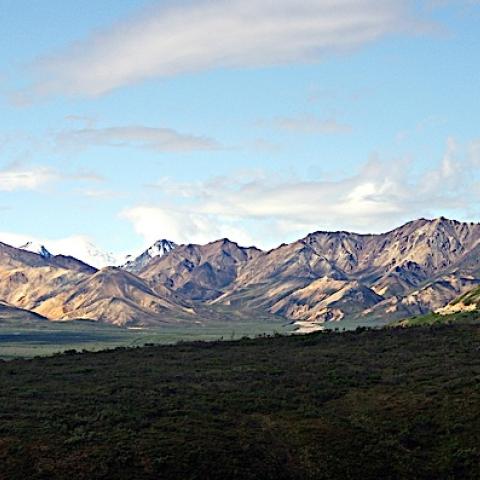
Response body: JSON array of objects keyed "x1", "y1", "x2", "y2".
[
  {"x1": 0, "y1": 323, "x2": 479, "y2": 479},
  {"x1": 0, "y1": 317, "x2": 291, "y2": 360}
]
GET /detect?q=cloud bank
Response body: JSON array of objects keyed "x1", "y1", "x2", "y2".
[
  {"x1": 121, "y1": 139, "x2": 480, "y2": 248},
  {"x1": 27, "y1": 0, "x2": 423, "y2": 97},
  {"x1": 56, "y1": 125, "x2": 221, "y2": 152},
  {"x1": 0, "y1": 164, "x2": 58, "y2": 191}
]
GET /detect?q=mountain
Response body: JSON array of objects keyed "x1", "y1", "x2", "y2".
[
  {"x1": 0, "y1": 241, "x2": 95, "y2": 274},
  {"x1": 15, "y1": 237, "x2": 118, "y2": 269},
  {"x1": 0, "y1": 241, "x2": 96, "y2": 311},
  {"x1": 0, "y1": 240, "x2": 200, "y2": 326},
  {"x1": 46, "y1": 237, "x2": 119, "y2": 269},
  {"x1": 395, "y1": 283, "x2": 480, "y2": 327},
  {"x1": 364, "y1": 274, "x2": 480, "y2": 318},
  {"x1": 55, "y1": 238, "x2": 119, "y2": 268},
  {"x1": 2, "y1": 217, "x2": 480, "y2": 329},
  {"x1": 122, "y1": 239, "x2": 177, "y2": 273},
  {"x1": 0, "y1": 240, "x2": 246, "y2": 327},
  {"x1": 270, "y1": 278, "x2": 383, "y2": 323},
  {"x1": 33, "y1": 267, "x2": 194, "y2": 326},
  {"x1": 136, "y1": 217, "x2": 480, "y2": 330},
  {"x1": 0, "y1": 300, "x2": 47, "y2": 324},
  {"x1": 435, "y1": 283, "x2": 480, "y2": 315},
  {"x1": 140, "y1": 239, "x2": 263, "y2": 301}
]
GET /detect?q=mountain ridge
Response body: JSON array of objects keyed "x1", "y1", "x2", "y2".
[{"x1": 1, "y1": 217, "x2": 480, "y2": 329}]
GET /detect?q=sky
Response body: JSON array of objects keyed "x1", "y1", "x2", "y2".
[{"x1": 1, "y1": 0, "x2": 480, "y2": 264}]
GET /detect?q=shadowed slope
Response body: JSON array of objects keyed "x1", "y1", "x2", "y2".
[{"x1": 0, "y1": 300, "x2": 47, "y2": 323}]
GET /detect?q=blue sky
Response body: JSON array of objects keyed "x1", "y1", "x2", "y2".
[{"x1": 1, "y1": 0, "x2": 480, "y2": 264}]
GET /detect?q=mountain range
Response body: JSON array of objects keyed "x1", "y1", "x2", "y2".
[{"x1": 2, "y1": 217, "x2": 480, "y2": 330}]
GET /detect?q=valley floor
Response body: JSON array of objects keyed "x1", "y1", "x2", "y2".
[
  {"x1": 0, "y1": 324, "x2": 479, "y2": 479},
  {"x1": 0, "y1": 318, "x2": 291, "y2": 360}
]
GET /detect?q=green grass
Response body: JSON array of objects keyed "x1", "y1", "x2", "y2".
[
  {"x1": 395, "y1": 310, "x2": 480, "y2": 327},
  {"x1": 1, "y1": 323, "x2": 479, "y2": 479},
  {"x1": 0, "y1": 318, "x2": 292, "y2": 360},
  {"x1": 324, "y1": 314, "x2": 389, "y2": 331},
  {"x1": 451, "y1": 285, "x2": 480, "y2": 306}
]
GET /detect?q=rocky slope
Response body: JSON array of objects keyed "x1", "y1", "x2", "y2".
[
  {"x1": 1, "y1": 217, "x2": 480, "y2": 328},
  {"x1": 435, "y1": 283, "x2": 480, "y2": 315},
  {"x1": 396, "y1": 283, "x2": 480, "y2": 327},
  {"x1": 33, "y1": 267, "x2": 194, "y2": 326},
  {"x1": 0, "y1": 241, "x2": 96, "y2": 312},
  {"x1": 140, "y1": 239, "x2": 262, "y2": 301},
  {"x1": 139, "y1": 217, "x2": 480, "y2": 330},
  {"x1": 0, "y1": 240, "x2": 200, "y2": 326}
]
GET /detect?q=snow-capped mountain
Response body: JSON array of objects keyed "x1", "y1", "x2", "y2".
[
  {"x1": 17, "y1": 237, "x2": 119, "y2": 269},
  {"x1": 122, "y1": 239, "x2": 177, "y2": 273},
  {"x1": 55, "y1": 237, "x2": 120, "y2": 269},
  {"x1": 19, "y1": 241, "x2": 53, "y2": 259}
]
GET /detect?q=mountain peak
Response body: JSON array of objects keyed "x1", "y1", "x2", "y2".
[
  {"x1": 432, "y1": 216, "x2": 456, "y2": 224},
  {"x1": 209, "y1": 237, "x2": 236, "y2": 247},
  {"x1": 122, "y1": 239, "x2": 177, "y2": 273},
  {"x1": 148, "y1": 239, "x2": 177, "y2": 255}
]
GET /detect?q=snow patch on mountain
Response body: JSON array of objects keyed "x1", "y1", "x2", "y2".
[
  {"x1": 48, "y1": 236, "x2": 120, "y2": 268},
  {"x1": 122, "y1": 239, "x2": 177, "y2": 273},
  {"x1": 11, "y1": 235, "x2": 119, "y2": 269}
]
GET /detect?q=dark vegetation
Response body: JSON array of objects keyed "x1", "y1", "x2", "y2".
[{"x1": 0, "y1": 324, "x2": 479, "y2": 479}]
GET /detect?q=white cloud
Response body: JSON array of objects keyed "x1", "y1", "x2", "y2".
[
  {"x1": 56, "y1": 125, "x2": 221, "y2": 152},
  {"x1": 0, "y1": 163, "x2": 107, "y2": 192},
  {"x1": 120, "y1": 206, "x2": 256, "y2": 247},
  {"x1": 25, "y1": 0, "x2": 424, "y2": 97},
  {"x1": 0, "y1": 164, "x2": 58, "y2": 191},
  {"x1": 121, "y1": 139, "x2": 480, "y2": 248}
]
